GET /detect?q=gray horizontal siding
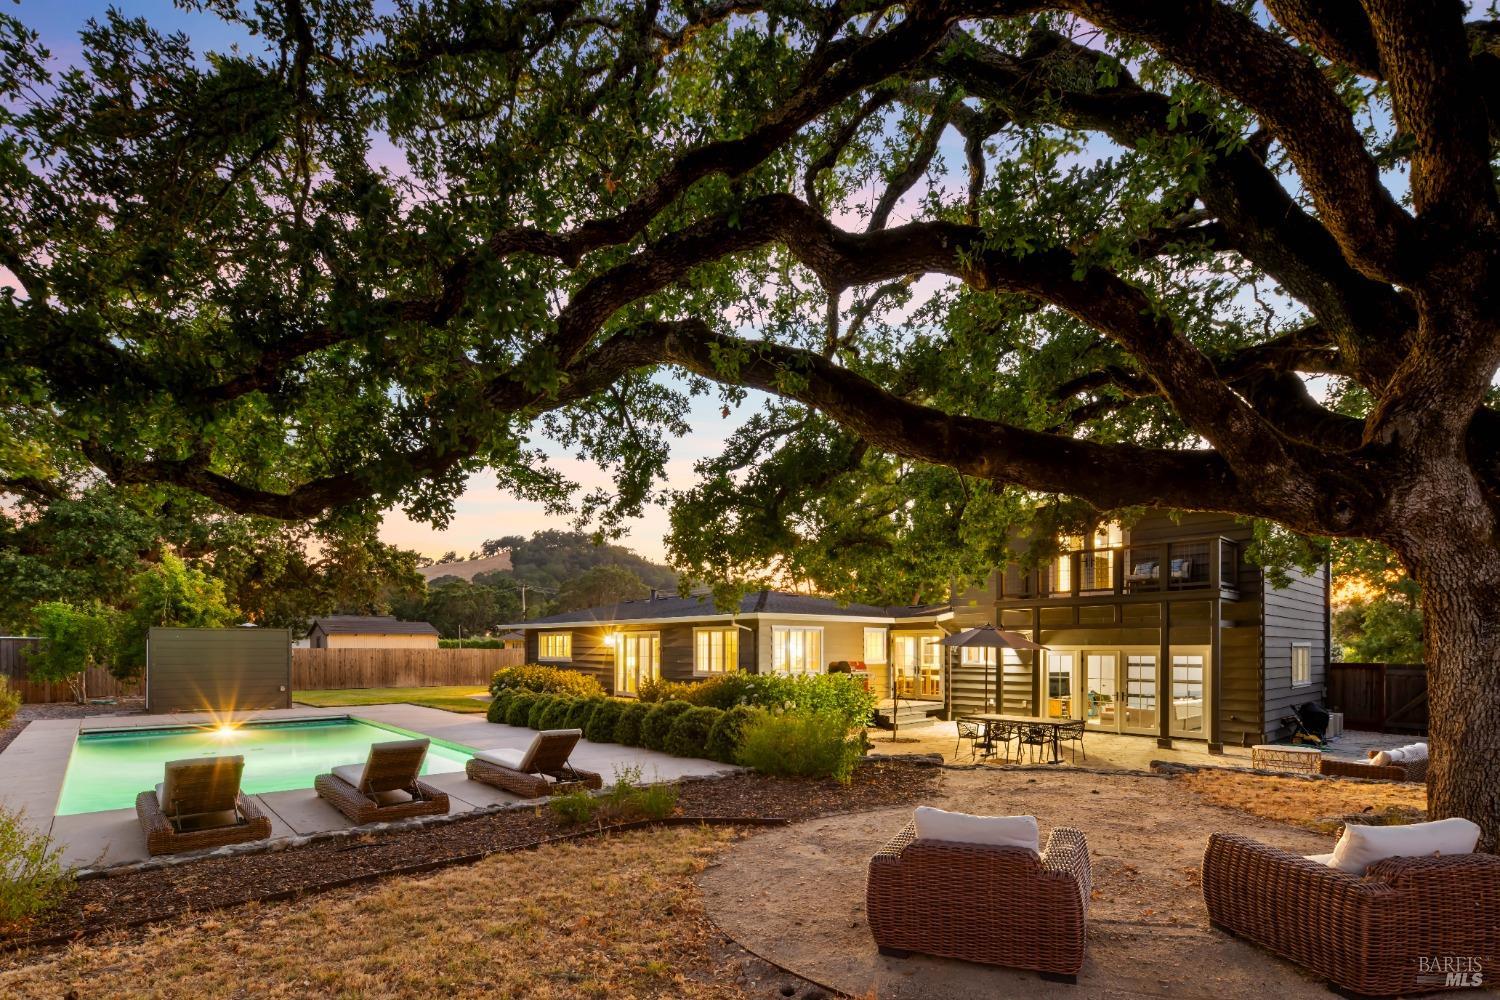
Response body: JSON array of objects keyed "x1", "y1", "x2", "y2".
[{"x1": 147, "y1": 628, "x2": 291, "y2": 713}]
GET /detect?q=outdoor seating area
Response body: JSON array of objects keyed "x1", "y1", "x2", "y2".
[
  {"x1": 465, "y1": 727, "x2": 605, "y2": 797},
  {"x1": 135, "y1": 755, "x2": 273, "y2": 857},
  {"x1": 954, "y1": 713, "x2": 1085, "y2": 765}
]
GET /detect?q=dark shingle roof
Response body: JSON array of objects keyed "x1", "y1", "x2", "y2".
[
  {"x1": 508, "y1": 590, "x2": 948, "y2": 627},
  {"x1": 310, "y1": 615, "x2": 439, "y2": 636}
]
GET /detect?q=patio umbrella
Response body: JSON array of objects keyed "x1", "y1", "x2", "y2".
[{"x1": 941, "y1": 625, "x2": 1048, "y2": 714}]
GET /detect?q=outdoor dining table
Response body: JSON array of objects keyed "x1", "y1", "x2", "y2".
[{"x1": 958, "y1": 713, "x2": 1070, "y2": 764}]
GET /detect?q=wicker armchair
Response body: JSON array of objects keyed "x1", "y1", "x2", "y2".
[
  {"x1": 1202, "y1": 832, "x2": 1500, "y2": 996},
  {"x1": 866, "y1": 821, "x2": 1093, "y2": 982},
  {"x1": 1319, "y1": 750, "x2": 1429, "y2": 783}
]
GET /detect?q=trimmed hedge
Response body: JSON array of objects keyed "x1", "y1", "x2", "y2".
[
  {"x1": 566, "y1": 697, "x2": 603, "y2": 731},
  {"x1": 637, "y1": 678, "x2": 698, "y2": 703},
  {"x1": 641, "y1": 700, "x2": 694, "y2": 752},
  {"x1": 614, "y1": 701, "x2": 652, "y2": 747},
  {"x1": 539, "y1": 696, "x2": 575, "y2": 730},
  {"x1": 664, "y1": 706, "x2": 723, "y2": 759},
  {"x1": 489, "y1": 664, "x2": 605, "y2": 699},
  {"x1": 584, "y1": 699, "x2": 626, "y2": 743},
  {"x1": 486, "y1": 688, "x2": 515, "y2": 724},
  {"x1": 527, "y1": 694, "x2": 560, "y2": 729},
  {"x1": 506, "y1": 691, "x2": 540, "y2": 727},
  {"x1": 705, "y1": 704, "x2": 761, "y2": 764}
]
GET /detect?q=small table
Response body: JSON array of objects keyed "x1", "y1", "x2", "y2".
[
  {"x1": 1251, "y1": 744, "x2": 1322, "y2": 775},
  {"x1": 960, "y1": 714, "x2": 1070, "y2": 764}
]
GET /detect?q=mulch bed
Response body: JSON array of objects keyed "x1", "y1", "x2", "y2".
[{"x1": 1, "y1": 757, "x2": 939, "y2": 951}]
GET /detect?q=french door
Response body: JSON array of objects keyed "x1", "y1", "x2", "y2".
[
  {"x1": 615, "y1": 632, "x2": 661, "y2": 696},
  {"x1": 1079, "y1": 649, "x2": 1160, "y2": 734},
  {"x1": 1045, "y1": 651, "x2": 1076, "y2": 720},
  {"x1": 1084, "y1": 652, "x2": 1118, "y2": 730}
]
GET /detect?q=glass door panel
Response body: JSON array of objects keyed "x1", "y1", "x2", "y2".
[
  {"x1": 918, "y1": 636, "x2": 943, "y2": 700},
  {"x1": 1085, "y1": 653, "x2": 1117, "y2": 730},
  {"x1": 1046, "y1": 651, "x2": 1076, "y2": 719},
  {"x1": 893, "y1": 636, "x2": 918, "y2": 699},
  {"x1": 1171, "y1": 653, "x2": 1206, "y2": 736},
  {"x1": 1124, "y1": 654, "x2": 1158, "y2": 733},
  {"x1": 615, "y1": 633, "x2": 660, "y2": 696}
]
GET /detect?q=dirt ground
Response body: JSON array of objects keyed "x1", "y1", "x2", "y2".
[{"x1": 697, "y1": 767, "x2": 1428, "y2": 1000}]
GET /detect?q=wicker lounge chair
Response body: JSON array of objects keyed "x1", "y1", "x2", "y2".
[
  {"x1": 866, "y1": 820, "x2": 1093, "y2": 981},
  {"x1": 135, "y1": 754, "x2": 272, "y2": 856},
  {"x1": 1319, "y1": 749, "x2": 1429, "y2": 783},
  {"x1": 1202, "y1": 832, "x2": 1500, "y2": 996},
  {"x1": 314, "y1": 738, "x2": 449, "y2": 825},
  {"x1": 465, "y1": 728, "x2": 604, "y2": 798}
]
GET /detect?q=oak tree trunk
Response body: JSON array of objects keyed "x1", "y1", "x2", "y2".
[{"x1": 1396, "y1": 524, "x2": 1500, "y2": 851}]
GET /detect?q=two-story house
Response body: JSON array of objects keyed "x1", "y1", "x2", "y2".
[{"x1": 502, "y1": 512, "x2": 1330, "y2": 750}]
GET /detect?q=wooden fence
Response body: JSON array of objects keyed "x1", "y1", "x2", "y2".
[
  {"x1": 1326, "y1": 661, "x2": 1428, "y2": 734},
  {"x1": 291, "y1": 647, "x2": 525, "y2": 690},
  {"x1": 0, "y1": 636, "x2": 140, "y2": 704}
]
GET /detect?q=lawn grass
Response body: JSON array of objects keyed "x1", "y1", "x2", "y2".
[
  {"x1": 294, "y1": 686, "x2": 491, "y2": 714},
  {"x1": 0, "y1": 826, "x2": 750, "y2": 999}
]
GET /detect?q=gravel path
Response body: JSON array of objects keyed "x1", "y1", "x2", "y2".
[{"x1": 698, "y1": 767, "x2": 1344, "y2": 1000}]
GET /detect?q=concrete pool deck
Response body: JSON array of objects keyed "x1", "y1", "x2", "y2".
[{"x1": 0, "y1": 704, "x2": 736, "y2": 868}]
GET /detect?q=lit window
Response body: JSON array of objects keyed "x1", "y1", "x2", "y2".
[
  {"x1": 960, "y1": 646, "x2": 991, "y2": 666},
  {"x1": 771, "y1": 627, "x2": 823, "y2": 675},
  {"x1": 538, "y1": 632, "x2": 572, "y2": 661},
  {"x1": 694, "y1": 628, "x2": 739, "y2": 674},
  {"x1": 1291, "y1": 644, "x2": 1312, "y2": 686}
]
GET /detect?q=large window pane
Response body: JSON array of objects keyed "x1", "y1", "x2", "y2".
[{"x1": 1171, "y1": 653, "x2": 1205, "y2": 735}]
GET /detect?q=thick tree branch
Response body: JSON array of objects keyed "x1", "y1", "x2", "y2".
[{"x1": 1064, "y1": 0, "x2": 1414, "y2": 281}]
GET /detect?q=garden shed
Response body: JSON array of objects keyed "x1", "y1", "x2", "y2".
[{"x1": 145, "y1": 627, "x2": 292, "y2": 713}]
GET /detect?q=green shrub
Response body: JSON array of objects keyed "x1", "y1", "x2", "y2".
[
  {"x1": 705, "y1": 704, "x2": 761, "y2": 764},
  {"x1": 614, "y1": 701, "x2": 653, "y2": 747},
  {"x1": 565, "y1": 697, "x2": 602, "y2": 731},
  {"x1": 584, "y1": 699, "x2": 626, "y2": 743},
  {"x1": 736, "y1": 710, "x2": 862, "y2": 783},
  {"x1": 0, "y1": 677, "x2": 19, "y2": 730},
  {"x1": 664, "y1": 706, "x2": 723, "y2": 759},
  {"x1": 637, "y1": 678, "x2": 699, "y2": 703},
  {"x1": 641, "y1": 700, "x2": 693, "y2": 752},
  {"x1": 439, "y1": 637, "x2": 515, "y2": 649},
  {"x1": 0, "y1": 807, "x2": 72, "y2": 925},
  {"x1": 489, "y1": 664, "x2": 605, "y2": 699},
  {"x1": 539, "y1": 696, "x2": 575, "y2": 730},
  {"x1": 505, "y1": 691, "x2": 540, "y2": 727},
  {"x1": 527, "y1": 694, "x2": 559, "y2": 729},
  {"x1": 549, "y1": 788, "x2": 600, "y2": 825},
  {"x1": 486, "y1": 688, "x2": 515, "y2": 724},
  {"x1": 602, "y1": 766, "x2": 679, "y2": 821},
  {"x1": 676, "y1": 673, "x2": 875, "y2": 730}
]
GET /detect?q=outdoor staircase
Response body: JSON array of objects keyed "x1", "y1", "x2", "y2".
[{"x1": 873, "y1": 700, "x2": 942, "y2": 730}]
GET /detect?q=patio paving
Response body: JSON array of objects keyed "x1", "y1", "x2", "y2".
[
  {"x1": 863, "y1": 720, "x2": 1417, "y2": 773},
  {"x1": 0, "y1": 703, "x2": 736, "y2": 868},
  {"x1": 698, "y1": 767, "x2": 1343, "y2": 999}
]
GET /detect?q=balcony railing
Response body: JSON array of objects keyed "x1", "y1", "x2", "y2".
[{"x1": 1014, "y1": 535, "x2": 1239, "y2": 600}]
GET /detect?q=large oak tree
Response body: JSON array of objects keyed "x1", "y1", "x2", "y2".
[{"x1": 3, "y1": 1, "x2": 1499, "y2": 841}]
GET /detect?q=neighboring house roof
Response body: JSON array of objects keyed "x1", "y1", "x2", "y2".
[
  {"x1": 498, "y1": 630, "x2": 525, "y2": 641},
  {"x1": 309, "y1": 615, "x2": 440, "y2": 636},
  {"x1": 503, "y1": 590, "x2": 950, "y2": 628}
]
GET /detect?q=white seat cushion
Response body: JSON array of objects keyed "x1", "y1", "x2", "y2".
[
  {"x1": 331, "y1": 763, "x2": 367, "y2": 789},
  {"x1": 1304, "y1": 853, "x2": 1336, "y2": 866},
  {"x1": 1325, "y1": 817, "x2": 1480, "y2": 874},
  {"x1": 1373, "y1": 742, "x2": 1429, "y2": 767},
  {"x1": 912, "y1": 806, "x2": 1040, "y2": 853},
  {"x1": 475, "y1": 747, "x2": 529, "y2": 770}
]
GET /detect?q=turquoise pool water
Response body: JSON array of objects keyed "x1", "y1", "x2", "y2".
[{"x1": 56, "y1": 718, "x2": 474, "y2": 815}]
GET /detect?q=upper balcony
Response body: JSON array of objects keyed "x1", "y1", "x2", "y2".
[{"x1": 998, "y1": 535, "x2": 1241, "y2": 603}]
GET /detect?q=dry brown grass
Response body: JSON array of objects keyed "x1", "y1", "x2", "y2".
[
  {"x1": 0, "y1": 826, "x2": 753, "y2": 999},
  {"x1": 1173, "y1": 769, "x2": 1427, "y2": 835}
]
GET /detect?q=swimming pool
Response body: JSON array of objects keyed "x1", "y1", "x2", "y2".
[{"x1": 56, "y1": 718, "x2": 475, "y2": 815}]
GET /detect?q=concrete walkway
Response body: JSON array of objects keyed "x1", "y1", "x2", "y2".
[{"x1": 0, "y1": 704, "x2": 734, "y2": 869}]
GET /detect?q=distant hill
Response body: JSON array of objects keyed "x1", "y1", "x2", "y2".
[
  {"x1": 414, "y1": 532, "x2": 676, "y2": 593},
  {"x1": 417, "y1": 551, "x2": 512, "y2": 582}
]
